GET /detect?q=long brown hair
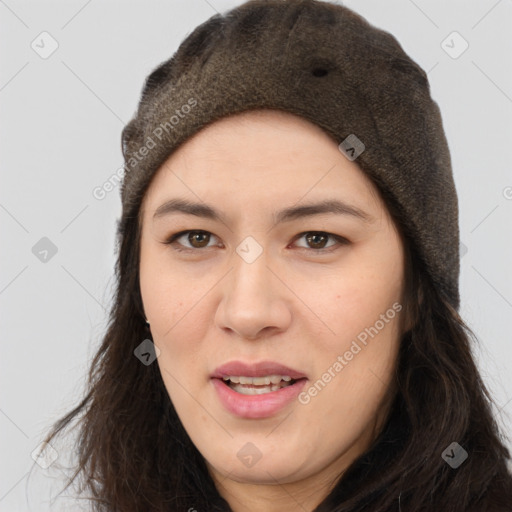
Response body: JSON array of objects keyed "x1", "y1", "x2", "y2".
[
  {"x1": 36, "y1": 6, "x2": 512, "y2": 512},
  {"x1": 35, "y1": 146, "x2": 512, "y2": 512}
]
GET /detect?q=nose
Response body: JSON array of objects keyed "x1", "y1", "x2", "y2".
[{"x1": 214, "y1": 249, "x2": 292, "y2": 340}]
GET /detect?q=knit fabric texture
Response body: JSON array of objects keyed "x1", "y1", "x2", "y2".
[{"x1": 120, "y1": 0, "x2": 460, "y2": 310}]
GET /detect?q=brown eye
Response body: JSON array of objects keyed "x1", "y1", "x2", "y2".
[
  {"x1": 164, "y1": 230, "x2": 348, "y2": 254},
  {"x1": 164, "y1": 230, "x2": 218, "y2": 251},
  {"x1": 305, "y1": 232, "x2": 329, "y2": 249},
  {"x1": 293, "y1": 231, "x2": 349, "y2": 253},
  {"x1": 187, "y1": 231, "x2": 211, "y2": 248}
]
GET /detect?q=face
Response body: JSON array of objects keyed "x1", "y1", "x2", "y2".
[{"x1": 139, "y1": 109, "x2": 406, "y2": 502}]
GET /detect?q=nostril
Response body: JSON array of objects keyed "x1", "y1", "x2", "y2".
[{"x1": 311, "y1": 67, "x2": 329, "y2": 77}]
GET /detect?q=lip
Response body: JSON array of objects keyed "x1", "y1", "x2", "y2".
[
  {"x1": 211, "y1": 360, "x2": 308, "y2": 419},
  {"x1": 211, "y1": 360, "x2": 307, "y2": 380},
  {"x1": 211, "y1": 377, "x2": 307, "y2": 419}
]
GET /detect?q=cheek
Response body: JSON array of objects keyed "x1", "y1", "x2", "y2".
[
  {"x1": 140, "y1": 266, "x2": 208, "y2": 411},
  {"x1": 298, "y1": 302, "x2": 402, "y2": 458},
  {"x1": 293, "y1": 238, "x2": 404, "y2": 418},
  {"x1": 139, "y1": 253, "x2": 215, "y2": 392},
  {"x1": 298, "y1": 253, "x2": 403, "y2": 354},
  {"x1": 139, "y1": 243, "x2": 192, "y2": 339}
]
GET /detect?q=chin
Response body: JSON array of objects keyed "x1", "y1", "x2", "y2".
[{"x1": 205, "y1": 444, "x2": 312, "y2": 484}]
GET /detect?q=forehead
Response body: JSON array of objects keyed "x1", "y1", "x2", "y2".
[{"x1": 140, "y1": 109, "x2": 385, "y2": 219}]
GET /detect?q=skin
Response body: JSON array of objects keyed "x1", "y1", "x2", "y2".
[{"x1": 139, "y1": 109, "x2": 407, "y2": 512}]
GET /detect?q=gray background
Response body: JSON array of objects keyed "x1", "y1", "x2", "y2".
[{"x1": 1, "y1": 0, "x2": 511, "y2": 509}]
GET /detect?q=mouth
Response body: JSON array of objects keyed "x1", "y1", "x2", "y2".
[
  {"x1": 220, "y1": 375, "x2": 303, "y2": 395},
  {"x1": 210, "y1": 360, "x2": 308, "y2": 418}
]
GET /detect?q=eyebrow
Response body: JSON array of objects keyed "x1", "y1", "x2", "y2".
[{"x1": 152, "y1": 198, "x2": 375, "y2": 225}]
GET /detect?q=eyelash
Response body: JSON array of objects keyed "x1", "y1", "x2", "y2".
[{"x1": 163, "y1": 230, "x2": 349, "y2": 254}]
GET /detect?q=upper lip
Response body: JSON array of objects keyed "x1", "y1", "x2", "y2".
[{"x1": 212, "y1": 360, "x2": 307, "y2": 380}]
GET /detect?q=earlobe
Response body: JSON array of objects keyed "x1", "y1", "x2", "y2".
[{"x1": 142, "y1": 307, "x2": 150, "y2": 328}]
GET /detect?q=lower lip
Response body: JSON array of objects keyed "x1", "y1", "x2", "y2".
[{"x1": 211, "y1": 378, "x2": 307, "y2": 419}]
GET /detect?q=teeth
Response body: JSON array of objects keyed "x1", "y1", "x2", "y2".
[
  {"x1": 220, "y1": 374, "x2": 297, "y2": 395},
  {"x1": 222, "y1": 374, "x2": 294, "y2": 385},
  {"x1": 230, "y1": 382, "x2": 291, "y2": 395}
]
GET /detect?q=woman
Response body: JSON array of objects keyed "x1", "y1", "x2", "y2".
[{"x1": 39, "y1": 0, "x2": 512, "y2": 510}]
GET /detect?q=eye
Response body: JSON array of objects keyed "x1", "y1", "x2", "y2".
[
  {"x1": 291, "y1": 231, "x2": 348, "y2": 253},
  {"x1": 163, "y1": 230, "x2": 349, "y2": 253},
  {"x1": 164, "y1": 230, "x2": 220, "y2": 251}
]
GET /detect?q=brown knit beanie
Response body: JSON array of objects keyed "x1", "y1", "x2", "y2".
[{"x1": 119, "y1": 0, "x2": 460, "y2": 310}]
